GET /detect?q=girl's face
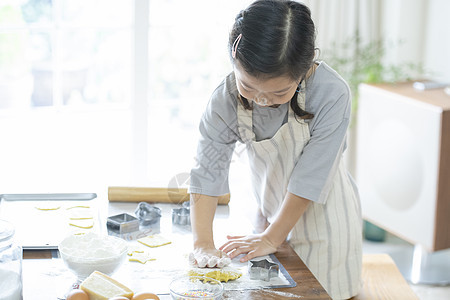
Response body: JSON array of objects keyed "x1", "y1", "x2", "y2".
[{"x1": 234, "y1": 62, "x2": 300, "y2": 107}]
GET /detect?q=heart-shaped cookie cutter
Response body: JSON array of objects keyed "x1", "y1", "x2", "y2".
[{"x1": 134, "y1": 202, "x2": 161, "y2": 226}]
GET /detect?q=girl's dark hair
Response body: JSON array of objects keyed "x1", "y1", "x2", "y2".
[{"x1": 229, "y1": 0, "x2": 315, "y2": 119}]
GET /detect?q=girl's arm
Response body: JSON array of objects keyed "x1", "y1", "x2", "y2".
[
  {"x1": 264, "y1": 192, "x2": 311, "y2": 247},
  {"x1": 220, "y1": 192, "x2": 310, "y2": 262},
  {"x1": 190, "y1": 193, "x2": 231, "y2": 268},
  {"x1": 190, "y1": 193, "x2": 218, "y2": 249}
]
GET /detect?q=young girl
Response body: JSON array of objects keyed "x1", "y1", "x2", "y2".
[{"x1": 188, "y1": 0, "x2": 362, "y2": 298}]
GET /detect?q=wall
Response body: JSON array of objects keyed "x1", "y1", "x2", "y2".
[
  {"x1": 381, "y1": 0, "x2": 427, "y2": 70},
  {"x1": 306, "y1": 0, "x2": 449, "y2": 83},
  {"x1": 424, "y1": 0, "x2": 450, "y2": 82},
  {"x1": 382, "y1": 0, "x2": 450, "y2": 82}
]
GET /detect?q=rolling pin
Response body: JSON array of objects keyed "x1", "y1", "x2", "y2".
[{"x1": 108, "y1": 186, "x2": 230, "y2": 205}]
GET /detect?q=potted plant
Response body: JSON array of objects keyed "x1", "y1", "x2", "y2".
[
  {"x1": 324, "y1": 34, "x2": 423, "y2": 122},
  {"x1": 323, "y1": 34, "x2": 423, "y2": 173}
]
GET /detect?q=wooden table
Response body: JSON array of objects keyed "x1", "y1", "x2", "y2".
[
  {"x1": 251, "y1": 242, "x2": 331, "y2": 299},
  {"x1": 23, "y1": 242, "x2": 330, "y2": 300},
  {"x1": 22, "y1": 200, "x2": 330, "y2": 299}
]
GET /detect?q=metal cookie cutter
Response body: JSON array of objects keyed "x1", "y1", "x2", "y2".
[
  {"x1": 135, "y1": 202, "x2": 161, "y2": 226},
  {"x1": 172, "y1": 207, "x2": 190, "y2": 226},
  {"x1": 248, "y1": 258, "x2": 279, "y2": 281},
  {"x1": 107, "y1": 213, "x2": 140, "y2": 234}
]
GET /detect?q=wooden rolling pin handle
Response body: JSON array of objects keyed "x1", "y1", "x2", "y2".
[{"x1": 108, "y1": 186, "x2": 230, "y2": 205}]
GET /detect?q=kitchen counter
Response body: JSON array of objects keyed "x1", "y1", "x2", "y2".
[{"x1": 22, "y1": 194, "x2": 330, "y2": 299}]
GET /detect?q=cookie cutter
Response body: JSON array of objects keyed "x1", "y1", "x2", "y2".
[
  {"x1": 106, "y1": 213, "x2": 140, "y2": 234},
  {"x1": 172, "y1": 207, "x2": 190, "y2": 226},
  {"x1": 248, "y1": 258, "x2": 279, "y2": 281},
  {"x1": 134, "y1": 202, "x2": 161, "y2": 226}
]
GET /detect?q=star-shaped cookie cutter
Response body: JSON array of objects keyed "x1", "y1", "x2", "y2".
[{"x1": 248, "y1": 258, "x2": 279, "y2": 281}]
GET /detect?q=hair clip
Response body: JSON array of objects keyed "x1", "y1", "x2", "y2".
[{"x1": 232, "y1": 33, "x2": 242, "y2": 59}]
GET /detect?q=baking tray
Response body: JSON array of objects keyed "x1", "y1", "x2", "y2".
[
  {"x1": 1, "y1": 193, "x2": 97, "y2": 201},
  {"x1": 0, "y1": 193, "x2": 100, "y2": 249}
]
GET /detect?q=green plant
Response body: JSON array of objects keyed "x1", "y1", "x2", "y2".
[{"x1": 323, "y1": 34, "x2": 424, "y2": 119}]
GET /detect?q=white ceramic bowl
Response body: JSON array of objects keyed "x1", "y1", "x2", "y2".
[
  {"x1": 58, "y1": 232, "x2": 128, "y2": 280},
  {"x1": 170, "y1": 276, "x2": 223, "y2": 300}
]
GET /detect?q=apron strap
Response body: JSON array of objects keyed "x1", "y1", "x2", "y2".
[{"x1": 236, "y1": 97, "x2": 255, "y2": 144}]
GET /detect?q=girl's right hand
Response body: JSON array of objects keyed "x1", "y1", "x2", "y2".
[{"x1": 189, "y1": 247, "x2": 231, "y2": 268}]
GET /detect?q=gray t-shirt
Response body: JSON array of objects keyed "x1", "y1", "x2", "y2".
[{"x1": 189, "y1": 61, "x2": 351, "y2": 204}]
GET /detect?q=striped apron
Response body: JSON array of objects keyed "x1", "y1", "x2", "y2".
[{"x1": 236, "y1": 83, "x2": 362, "y2": 299}]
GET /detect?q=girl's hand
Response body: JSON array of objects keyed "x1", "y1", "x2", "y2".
[
  {"x1": 189, "y1": 247, "x2": 231, "y2": 268},
  {"x1": 219, "y1": 233, "x2": 278, "y2": 263}
]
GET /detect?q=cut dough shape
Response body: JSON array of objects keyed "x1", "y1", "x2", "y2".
[
  {"x1": 69, "y1": 219, "x2": 94, "y2": 229},
  {"x1": 68, "y1": 207, "x2": 94, "y2": 220},
  {"x1": 137, "y1": 234, "x2": 171, "y2": 248},
  {"x1": 128, "y1": 251, "x2": 156, "y2": 264},
  {"x1": 188, "y1": 267, "x2": 242, "y2": 282}
]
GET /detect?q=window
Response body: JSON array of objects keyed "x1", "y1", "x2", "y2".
[
  {"x1": 0, "y1": 0, "x2": 251, "y2": 192},
  {"x1": 145, "y1": 0, "x2": 252, "y2": 186},
  {"x1": 0, "y1": 0, "x2": 132, "y2": 108}
]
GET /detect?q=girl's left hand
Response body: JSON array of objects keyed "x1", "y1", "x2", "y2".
[{"x1": 219, "y1": 233, "x2": 278, "y2": 263}]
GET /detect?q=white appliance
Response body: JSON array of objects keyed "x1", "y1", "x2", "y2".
[{"x1": 356, "y1": 82, "x2": 450, "y2": 252}]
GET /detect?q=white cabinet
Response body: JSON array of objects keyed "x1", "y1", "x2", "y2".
[{"x1": 356, "y1": 82, "x2": 450, "y2": 252}]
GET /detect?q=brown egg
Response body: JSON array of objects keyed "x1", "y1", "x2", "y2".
[
  {"x1": 66, "y1": 289, "x2": 89, "y2": 300},
  {"x1": 132, "y1": 292, "x2": 160, "y2": 300}
]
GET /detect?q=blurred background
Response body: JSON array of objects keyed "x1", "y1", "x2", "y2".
[
  {"x1": 0, "y1": 0, "x2": 448, "y2": 191},
  {"x1": 0, "y1": 0, "x2": 244, "y2": 192}
]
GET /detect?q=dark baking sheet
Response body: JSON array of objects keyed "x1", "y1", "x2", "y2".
[{"x1": 0, "y1": 193, "x2": 100, "y2": 249}]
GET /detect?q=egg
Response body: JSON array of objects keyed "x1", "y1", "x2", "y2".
[
  {"x1": 132, "y1": 292, "x2": 160, "y2": 300},
  {"x1": 66, "y1": 289, "x2": 89, "y2": 300}
]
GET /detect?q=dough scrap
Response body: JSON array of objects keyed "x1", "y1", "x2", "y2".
[
  {"x1": 35, "y1": 204, "x2": 60, "y2": 210},
  {"x1": 137, "y1": 234, "x2": 171, "y2": 248},
  {"x1": 188, "y1": 268, "x2": 242, "y2": 282},
  {"x1": 128, "y1": 250, "x2": 144, "y2": 256},
  {"x1": 69, "y1": 219, "x2": 94, "y2": 229},
  {"x1": 67, "y1": 205, "x2": 90, "y2": 209},
  {"x1": 68, "y1": 206, "x2": 94, "y2": 220}
]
